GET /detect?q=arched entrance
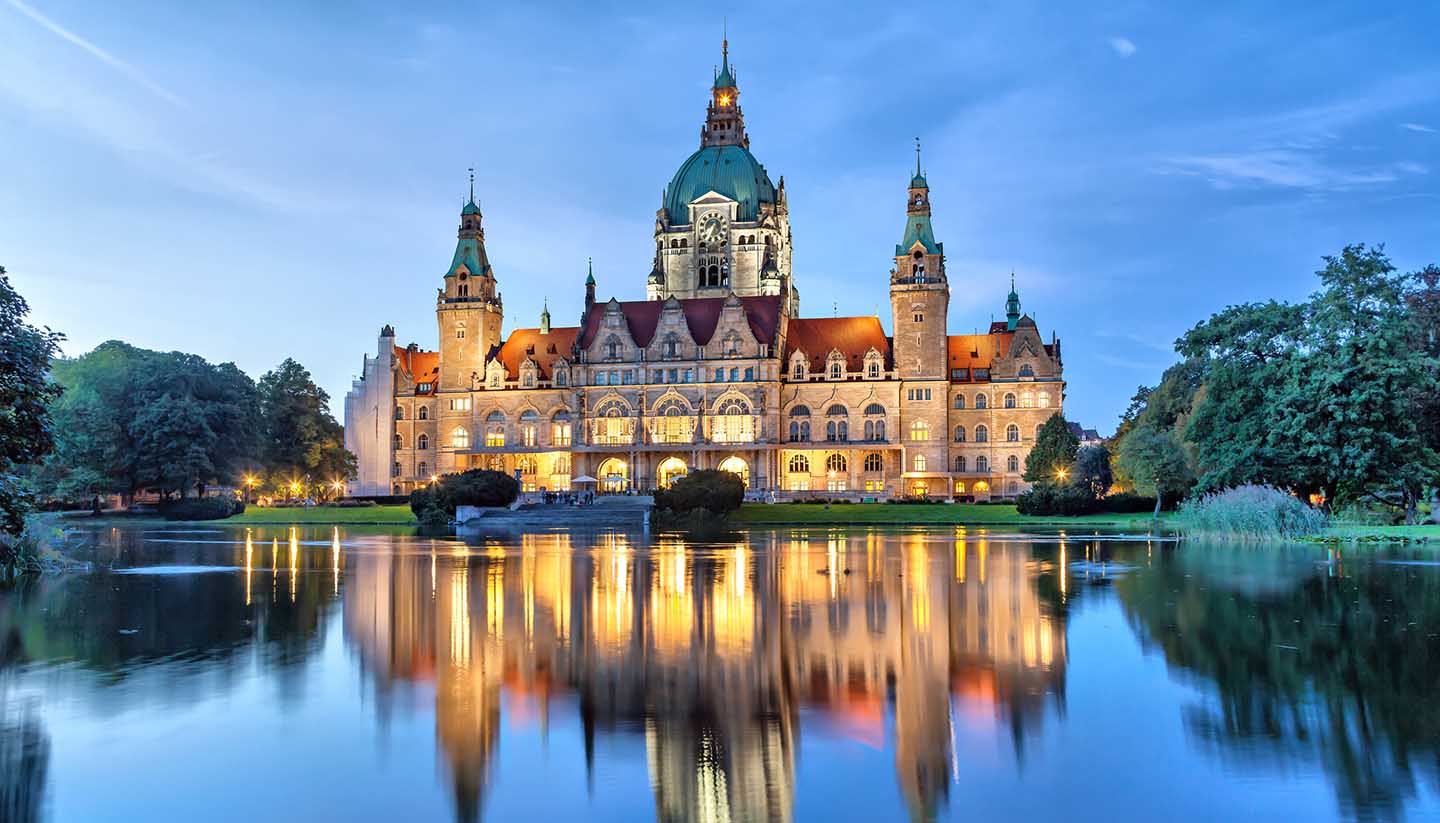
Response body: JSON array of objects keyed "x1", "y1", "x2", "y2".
[
  {"x1": 717, "y1": 456, "x2": 749, "y2": 487},
  {"x1": 598, "y1": 458, "x2": 629, "y2": 494},
  {"x1": 657, "y1": 457, "x2": 688, "y2": 488}
]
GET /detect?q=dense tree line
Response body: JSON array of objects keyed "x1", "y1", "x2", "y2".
[
  {"x1": 0, "y1": 267, "x2": 63, "y2": 536},
  {"x1": 34, "y1": 343, "x2": 353, "y2": 504},
  {"x1": 1112, "y1": 245, "x2": 1440, "y2": 521}
]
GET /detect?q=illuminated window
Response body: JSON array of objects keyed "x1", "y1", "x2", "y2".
[
  {"x1": 864, "y1": 479, "x2": 884, "y2": 492},
  {"x1": 909, "y1": 420, "x2": 931, "y2": 441},
  {"x1": 825, "y1": 453, "x2": 847, "y2": 474},
  {"x1": 954, "y1": 480, "x2": 966, "y2": 494},
  {"x1": 552, "y1": 410, "x2": 572, "y2": 446},
  {"x1": 789, "y1": 476, "x2": 810, "y2": 492},
  {"x1": 1021, "y1": 392, "x2": 1034, "y2": 408},
  {"x1": 516, "y1": 457, "x2": 536, "y2": 476},
  {"x1": 863, "y1": 452, "x2": 883, "y2": 473},
  {"x1": 553, "y1": 456, "x2": 571, "y2": 475},
  {"x1": 450, "y1": 397, "x2": 471, "y2": 412},
  {"x1": 913, "y1": 454, "x2": 927, "y2": 472},
  {"x1": 520, "y1": 410, "x2": 538, "y2": 446},
  {"x1": 451, "y1": 427, "x2": 469, "y2": 449},
  {"x1": 827, "y1": 478, "x2": 848, "y2": 492},
  {"x1": 788, "y1": 454, "x2": 810, "y2": 474},
  {"x1": 1038, "y1": 391, "x2": 1051, "y2": 408}
]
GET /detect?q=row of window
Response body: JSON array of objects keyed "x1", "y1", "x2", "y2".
[
  {"x1": 600, "y1": 331, "x2": 750, "y2": 362},
  {"x1": 393, "y1": 455, "x2": 574, "y2": 479},
  {"x1": 954, "y1": 423, "x2": 1037, "y2": 443},
  {"x1": 781, "y1": 452, "x2": 1022, "y2": 476},
  {"x1": 953, "y1": 390, "x2": 1052, "y2": 410},
  {"x1": 791, "y1": 355, "x2": 884, "y2": 381},
  {"x1": 591, "y1": 365, "x2": 756, "y2": 386}
]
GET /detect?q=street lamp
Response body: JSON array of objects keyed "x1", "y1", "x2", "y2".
[{"x1": 1055, "y1": 468, "x2": 1068, "y2": 482}]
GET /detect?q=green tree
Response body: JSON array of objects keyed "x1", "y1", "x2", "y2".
[
  {"x1": 1023, "y1": 413, "x2": 1079, "y2": 484},
  {"x1": 1072, "y1": 444, "x2": 1113, "y2": 499},
  {"x1": 1115, "y1": 424, "x2": 1193, "y2": 516},
  {"x1": 257, "y1": 358, "x2": 355, "y2": 485},
  {"x1": 0, "y1": 267, "x2": 64, "y2": 534}
]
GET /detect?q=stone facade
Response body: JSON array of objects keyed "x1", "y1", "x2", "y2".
[{"x1": 344, "y1": 41, "x2": 1065, "y2": 500}]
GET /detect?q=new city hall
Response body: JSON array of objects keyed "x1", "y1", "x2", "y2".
[{"x1": 345, "y1": 42, "x2": 1065, "y2": 499}]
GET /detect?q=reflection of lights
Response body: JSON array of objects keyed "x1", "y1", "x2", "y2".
[
  {"x1": 244, "y1": 531, "x2": 254, "y2": 606},
  {"x1": 331, "y1": 527, "x2": 341, "y2": 596},
  {"x1": 289, "y1": 527, "x2": 298, "y2": 602}
]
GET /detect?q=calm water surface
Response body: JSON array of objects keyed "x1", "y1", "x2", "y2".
[{"x1": 0, "y1": 525, "x2": 1437, "y2": 822}]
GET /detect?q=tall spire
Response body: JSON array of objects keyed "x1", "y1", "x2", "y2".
[
  {"x1": 540, "y1": 297, "x2": 551, "y2": 334},
  {"x1": 910, "y1": 137, "x2": 928, "y2": 189}
]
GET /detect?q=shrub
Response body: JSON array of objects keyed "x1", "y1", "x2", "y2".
[
  {"x1": 1097, "y1": 491, "x2": 1170, "y2": 514},
  {"x1": 1016, "y1": 483, "x2": 1098, "y2": 516},
  {"x1": 410, "y1": 470, "x2": 519, "y2": 516},
  {"x1": 653, "y1": 469, "x2": 744, "y2": 515},
  {"x1": 162, "y1": 496, "x2": 245, "y2": 521},
  {"x1": 1178, "y1": 484, "x2": 1328, "y2": 540},
  {"x1": 417, "y1": 506, "x2": 450, "y2": 529}
]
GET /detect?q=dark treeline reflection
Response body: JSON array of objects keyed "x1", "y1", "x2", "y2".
[
  {"x1": 343, "y1": 530, "x2": 1069, "y2": 823},
  {"x1": 1115, "y1": 544, "x2": 1440, "y2": 822}
]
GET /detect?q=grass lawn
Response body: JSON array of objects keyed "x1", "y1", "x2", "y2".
[
  {"x1": 227, "y1": 504, "x2": 418, "y2": 525},
  {"x1": 730, "y1": 502, "x2": 1172, "y2": 529}
]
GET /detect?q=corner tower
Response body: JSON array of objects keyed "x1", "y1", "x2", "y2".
[
  {"x1": 890, "y1": 141, "x2": 949, "y2": 379},
  {"x1": 437, "y1": 175, "x2": 504, "y2": 390}
]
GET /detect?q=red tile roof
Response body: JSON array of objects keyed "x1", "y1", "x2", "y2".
[
  {"x1": 494, "y1": 326, "x2": 580, "y2": 380},
  {"x1": 784, "y1": 316, "x2": 892, "y2": 372},
  {"x1": 577, "y1": 295, "x2": 782, "y2": 350},
  {"x1": 394, "y1": 346, "x2": 439, "y2": 392},
  {"x1": 947, "y1": 333, "x2": 1011, "y2": 374}
]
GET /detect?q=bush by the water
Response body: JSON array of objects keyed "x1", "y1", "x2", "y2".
[
  {"x1": 1016, "y1": 486, "x2": 1172, "y2": 516},
  {"x1": 162, "y1": 497, "x2": 246, "y2": 521},
  {"x1": 653, "y1": 469, "x2": 744, "y2": 515},
  {"x1": 1178, "y1": 484, "x2": 1328, "y2": 540},
  {"x1": 409, "y1": 469, "x2": 519, "y2": 516}
]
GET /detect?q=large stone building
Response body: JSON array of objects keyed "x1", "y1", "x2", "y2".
[{"x1": 344, "y1": 40, "x2": 1064, "y2": 499}]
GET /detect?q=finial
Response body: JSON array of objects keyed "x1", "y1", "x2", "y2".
[
  {"x1": 723, "y1": 17, "x2": 728, "y2": 59},
  {"x1": 1010, "y1": 271, "x2": 1016, "y2": 292},
  {"x1": 915, "y1": 137, "x2": 922, "y2": 178},
  {"x1": 468, "y1": 167, "x2": 475, "y2": 202}
]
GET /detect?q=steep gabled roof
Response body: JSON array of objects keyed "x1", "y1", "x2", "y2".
[
  {"x1": 784, "y1": 316, "x2": 891, "y2": 373},
  {"x1": 577, "y1": 295, "x2": 781, "y2": 350},
  {"x1": 394, "y1": 346, "x2": 440, "y2": 393},
  {"x1": 493, "y1": 326, "x2": 580, "y2": 380}
]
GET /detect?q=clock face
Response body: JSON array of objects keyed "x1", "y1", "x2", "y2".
[{"x1": 698, "y1": 215, "x2": 723, "y2": 244}]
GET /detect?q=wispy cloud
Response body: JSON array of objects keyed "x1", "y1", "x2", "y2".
[
  {"x1": 3, "y1": 0, "x2": 184, "y2": 106},
  {"x1": 1402, "y1": 122, "x2": 1436, "y2": 133},
  {"x1": 1166, "y1": 149, "x2": 1421, "y2": 190},
  {"x1": 1108, "y1": 37, "x2": 1137, "y2": 58}
]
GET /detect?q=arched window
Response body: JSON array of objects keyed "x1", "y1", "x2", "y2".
[
  {"x1": 553, "y1": 456, "x2": 571, "y2": 475},
  {"x1": 1007, "y1": 480, "x2": 1019, "y2": 495},
  {"x1": 864, "y1": 403, "x2": 885, "y2": 416},
  {"x1": 976, "y1": 455, "x2": 989, "y2": 473},
  {"x1": 392, "y1": 462, "x2": 401, "y2": 478},
  {"x1": 788, "y1": 454, "x2": 810, "y2": 474},
  {"x1": 863, "y1": 419, "x2": 874, "y2": 441},
  {"x1": 516, "y1": 457, "x2": 537, "y2": 475},
  {"x1": 451, "y1": 427, "x2": 469, "y2": 449},
  {"x1": 1006, "y1": 424, "x2": 1020, "y2": 442},
  {"x1": 1021, "y1": 392, "x2": 1034, "y2": 409},
  {"x1": 975, "y1": 393, "x2": 988, "y2": 410},
  {"x1": 394, "y1": 406, "x2": 405, "y2": 421},
  {"x1": 520, "y1": 410, "x2": 539, "y2": 446},
  {"x1": 418, "y1": 406, "x2": 428, "y2": 420},
  {"x1": 825, "y1": 453, "x2": 847, "y2": 474},
  {"x1": 954, "y1": 455, "x2": 966, "y2": 472},
  {"x1": 1007, "y1": 455, "x2": 1020, "y2": 472},
  {"x1": 1038, "y1": 391, "x2": 1051, "y2": 409},
  {"x1": 953, "y1": 395, "x2": 966, "y2": 410},
  {"x1": 975, "y1": 425, "x2": 989, "y2": 443},
  {"x1": 863, "y1": 453, "x2": 883, "y2": 473},
  {"x1": 417, "y1": 461, "x2": 428, "y2": 478},
  {"x1": 953, "y1": 425, "x2": 966, "y2": 442},
  {"x1": 825, "y1": 405, "x2": 848, "y2": 442},
  {"x1": 417, "y1": 433, "x2": 429, "y2": 450},
  {"x1": 662, "y1": 333, "x2": 680, "y2": 359},
  {"x1": 552, "y1": 409, "x2": 572, "y2": 447},
  {"x1": 866, "y1": 360, "x2": 880, "y2": 379},
  {"x1": 1004, "y1": 393, "x2": 1017, "y2": 409},
  {"x1": 485, "y1": 410, "x2": 506, "y2": 447},
  {"x1": 913, "y1": 454, "x2": 927, "y2": 472},
  {"x1": 604, "y1": 335, "x2": 621, "y2": 360},
  {"x1": 791, "y1": 357, "x2": 807, "y2": 380},
  {"x1": 393, "y1": 434, "x2": 404, "y2": 450},
  {"x1": 909, "y1": 420, "x2": 930, "y2": 441},
  {"x1": 827, "y1": 356, "x2": 844, "y2": 380}
]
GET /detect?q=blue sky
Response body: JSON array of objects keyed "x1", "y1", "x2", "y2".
[{"x1": 2, "y1": 1, "x2": 1436, "y2": 433}]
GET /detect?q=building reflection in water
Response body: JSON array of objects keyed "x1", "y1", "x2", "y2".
[{"x1": 342, "y1": 530, "x2": 1068, "y2": 822}]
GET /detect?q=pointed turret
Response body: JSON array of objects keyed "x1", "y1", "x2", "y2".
[
  {"x1": 702, "y1": 34, "x2": 747, "y2": 148},
  {"x1": 1006, "y1": 273, "x2": 1022, "y2": 330},
  {"x1": 584, "y1": 257, "x2": 596, "y2": 311},
  {"x1": 540, "y1": 298, "x2": 551, "y2": 334}
]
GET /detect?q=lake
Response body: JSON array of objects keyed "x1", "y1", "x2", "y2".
[{"x1": 1, "y1": 524, "x2": 1436, "y2": 822}]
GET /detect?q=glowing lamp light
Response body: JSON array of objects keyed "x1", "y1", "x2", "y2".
[
  {"x1": 1055, "y1": 468, "x2": 1068, "y2": 481},
  {"x1": 718, "y1": 94, "x2": 730, "y2": 106}
]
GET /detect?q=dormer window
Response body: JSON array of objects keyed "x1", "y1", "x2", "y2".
[{"x1": 662, "y1": 333, "x2": 680, "y2": 359}]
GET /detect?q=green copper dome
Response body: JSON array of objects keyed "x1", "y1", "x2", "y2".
[
  {"x1": 664, "y1": 145, "x2": 776, "y2": 225},
  {"x1": 461, "y1": 198, "x2": 481, "y2": 216}
]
